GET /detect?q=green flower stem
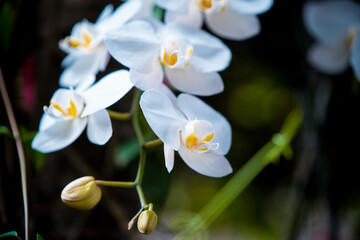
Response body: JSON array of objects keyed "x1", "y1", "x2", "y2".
[
  {"x1": 0, "y1": 68, "x2": 29, "y2": 240},
  {"x1": 131, "y1": 89, "x2": 147, "y2": 206},
  {"x1": 107, "y1": 110, "x2": 132, "y2": 121},
  {"x1": 177, "y1": 110, "x2": 303, "y2": 238},
  {"x1": 143, "y1": 138, "x2": 163, "y2": 150},
  {"x1": 136, "y1": 183, "x2": 147, "y2": 207},
  {"x1": 95, "y1": 180, "x2": 136, "y2": 188}
]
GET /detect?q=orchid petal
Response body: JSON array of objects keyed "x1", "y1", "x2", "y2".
[
  {"x1": 50, "y1": 89, "x2": 84, "y2": 109},
  {"x1": 229, "y1": 0, "x2": 274, "y2": 14},
  {"x1": 164, "y1": 4, "x2": 203, "y2": 29},
  {"x1": 303, "y1": 1, "x2": 360, "y2": 47},
  {"x1": 59, "y1": 50, "x2": 102, "y2": 88},
  {"x1": 38, "y1": 112, "x2": 56, "y2": 131},
  {"x1": 86, "y1": 109, "x2": 112, "y2": 145},
  {"x1": 350, "y1": 34, "x2": 360, "y2": 80},
  {"x1": 205, "y1": 8, "x2": 260, "y2": 41},
  {"x1": 178, "y1": 144, "x2": 232, "y2": 177},
  {"x1": 164, "y1": 144, "x2": 175, "y2": 173},
  {"x1": 307, "y1": 43, "x2": 349, "y2": 75},
  {"x1": 31, "y1": 118, "x2": 87, "y2": 153},
  {"x1": 177, "y1": 93, "x2": 232, "y2": 155},
  {"x1": 153, "y1": 0, "x2": 189, "y2": 14},
  {"x1": 97, "y1": 0, "x2": 144, "y2": 32},
  {"x1": 95, "y1": 4, "x2": 114, "y2": 24},
  {"x1": 160, "y1": 22, "x2": 231, "y2": 72},
  {"x1": 165, "y1": 66, "x2": 224, "y2": 96},
  {"x1": 81, "y1": 70, "x2": 133, "y2": 117},
  {"x1": 129, "y1": 60, "x2": 164, "y2": 91},
  {"x1": 140, "y1": 89, "x2": 186, "y2": 150},
  {"x1": 104, "y1": 20, "x2": 161, "y2": 73}
]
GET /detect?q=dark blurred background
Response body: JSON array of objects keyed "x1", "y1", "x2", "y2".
[{"x1": 1, "y1": 0, "x2": 360, "y2": 239}]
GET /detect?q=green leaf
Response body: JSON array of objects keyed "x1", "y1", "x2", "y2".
[
  {"x1": 0, "y1": 125, "x2": 12, "y2": 137},
  {"x1": 0, "y1": 2, "x2": 16, "y2": 51},
  {"x1": 36, "y1": 234, "x2": 44, "y2": 240},
  {"x1": 0, "y1": 231, "x2": 20, "y2": 239}
]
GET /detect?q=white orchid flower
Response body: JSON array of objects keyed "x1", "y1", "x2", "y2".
[
  {"x1": 153, "y1": 0, "x2": 273, "y2": 40},
  {"x1": 104, "y1": 20, "x2": 231, "y2": 96},
  {"x1": 140, "y1": 89, "x2": 232, "y2": 177},
  {"x1": 59, "y1": 1, "x2": 146, "y2": 90},
  {"x1": 304, "y1": 1, "x2": 360, "y2": 78},
  {"x1": 32, "y1": 70, "x2": 133, "y2": 153}
]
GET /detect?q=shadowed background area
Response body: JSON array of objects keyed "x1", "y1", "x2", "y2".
[{"x1": 1, "y1": 0, "x2": 360, "y2": 239}]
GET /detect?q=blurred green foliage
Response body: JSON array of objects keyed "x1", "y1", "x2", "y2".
[{"x1": 0, "y1": 2, "x2": 15, "y2": 52}]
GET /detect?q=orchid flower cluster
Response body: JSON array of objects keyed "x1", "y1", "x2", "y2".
[{"x1": 30, "y1": 0, "x2": 273, "y2": 235}]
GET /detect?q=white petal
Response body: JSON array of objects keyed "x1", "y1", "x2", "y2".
[
  {"x1": 303, "y1": 1, "x2": 360, "y2": 47},
  {"x1": 165, "y1": 66, "x2": 224, "y2": 96},
  {"x1": 178, "y1": 144, "x2": 232, "y2": 177},
  {"x1": 160, "y1": 22, "x2": 231, "y2": 72},
  {"x1": 139, "y1": 89, "x2": 186, "y2": 150},
  {"x1": 38, "y1": 112, "x2": 56, "y2": 131},
  {"x1": 97, "y1": 0, "x2": 143, "y2": 33},
  {"x1": 307, "y1": 43, "x2": 349, "y2": 75},
  {"x1": 164, "y1": 144, "x2": 175, "y2": 173},
  {"x1": 50, "y1": 88, "x2": 84, "y2": 108},
  {"x1": 350, "y1": 34, "x2": 360, "y2": 80},
  {"x1": 129, "y1": 60, "x2": 164, "y2": 91},
  {"x1": 164, "y1": 3, "x2": 203, "y2": 29},
  {"x1": 86, "y1": 109, "x2": 112, "y2": 145},
  {"x1": 229, "y1": 0, "x2": 274, "y2": 14},
  {"x1": 59, "y1": 50, "x2": 103, "y2": 88},
  {"x1": 61, "y1": 54, "x2": 76, "y2": 68},
  {"x1": 31, "y1": 118, "x2": 87, "y2": 153},
  {"x1": 156, "y1": 84, "x2": 178, "y2": 105},
  {"x1": 205, "y1": 8, "x2": 260, "y2": 41},
  {"x1": 81, "y1": 70, "x2": 133, "y2": 117},
  {"x1": 177, "y1": 93, "x2": 232, "y2": 155},
  {"x1": 153, "y1": 0, "x2": 189, "y2": 13},
  {"x1": 95, "y1": 4, "x2": 114, "y2": 24},
  {"x1": 104, "y1": 20, "x2": 161, "y2": 73}
]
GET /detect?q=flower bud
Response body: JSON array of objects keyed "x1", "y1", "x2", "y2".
[
  {"x1": 61, "y1": 176, "x2": 101, "y2": 210},
  {"x1": 137, "y1": 209, "x2": 158, "y2": 234}
]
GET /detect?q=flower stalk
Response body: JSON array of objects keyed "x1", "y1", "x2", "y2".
[
  {"x1": 131, "y1": 89, "x2": 147, "y2": 206},
  {"x1": 0, "y1": 67, "x2": 29, "y2": 240},
  {"x1": 107, "y1": 109, "x2": 132, "y2": 121},
  {"x1": 95, "y1": 180, "x2": 136, "y2": 188},
  {"x1": 142, "y1": 138, "x2": 162, "y2": 150}
]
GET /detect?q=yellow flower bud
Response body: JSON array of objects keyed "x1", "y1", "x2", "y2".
[
  {"x1": 61, "y1": 176, "x2": 101, "y2": 210},
  {"x1": 137, "y1": 209, "x2": 158, "y2": 234}
]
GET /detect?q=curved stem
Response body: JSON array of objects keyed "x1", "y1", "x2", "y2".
[
  {"x1": 143, "y1": 138, "x2": 162, "y2": 150},
  {"x1": 131, "y1": 89, "x2": 147, "y2": 206},
  {"x1": 95, "y1": 180, "x2": 136, "y2": 188},
  {"x1": 0, "y1": 67, "x2": 28, "y2": 240},
  {"x1": 107, "y1": 110, "x2": 132, "y2": 121}
]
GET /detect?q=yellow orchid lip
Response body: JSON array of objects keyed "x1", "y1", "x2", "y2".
[
  {"x1": 197, "y1": 0, "x2": 228, "y2": 13},
  {"x1": 67, "y1": 30, "x2": 94, "y2": 50},
  {"x1": 182, "y1": 120, "x2": 219, "y2": 153},
  {"x1": 160, "y1": 40, "x2": 193, "y2": 68},
  {"x1": 198, "y1": 0, "x2": 212, "y2": 11},
  {"x1": 44, "y1": 92, "x2": 84, "y2": 119},
  {"x1": 186, "y1": 130, "x2": 215, "y2": 152}
]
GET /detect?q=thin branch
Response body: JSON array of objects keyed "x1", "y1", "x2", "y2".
[{"x1": 0, "y1": 67, "x2": 28, "y2": 240}]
